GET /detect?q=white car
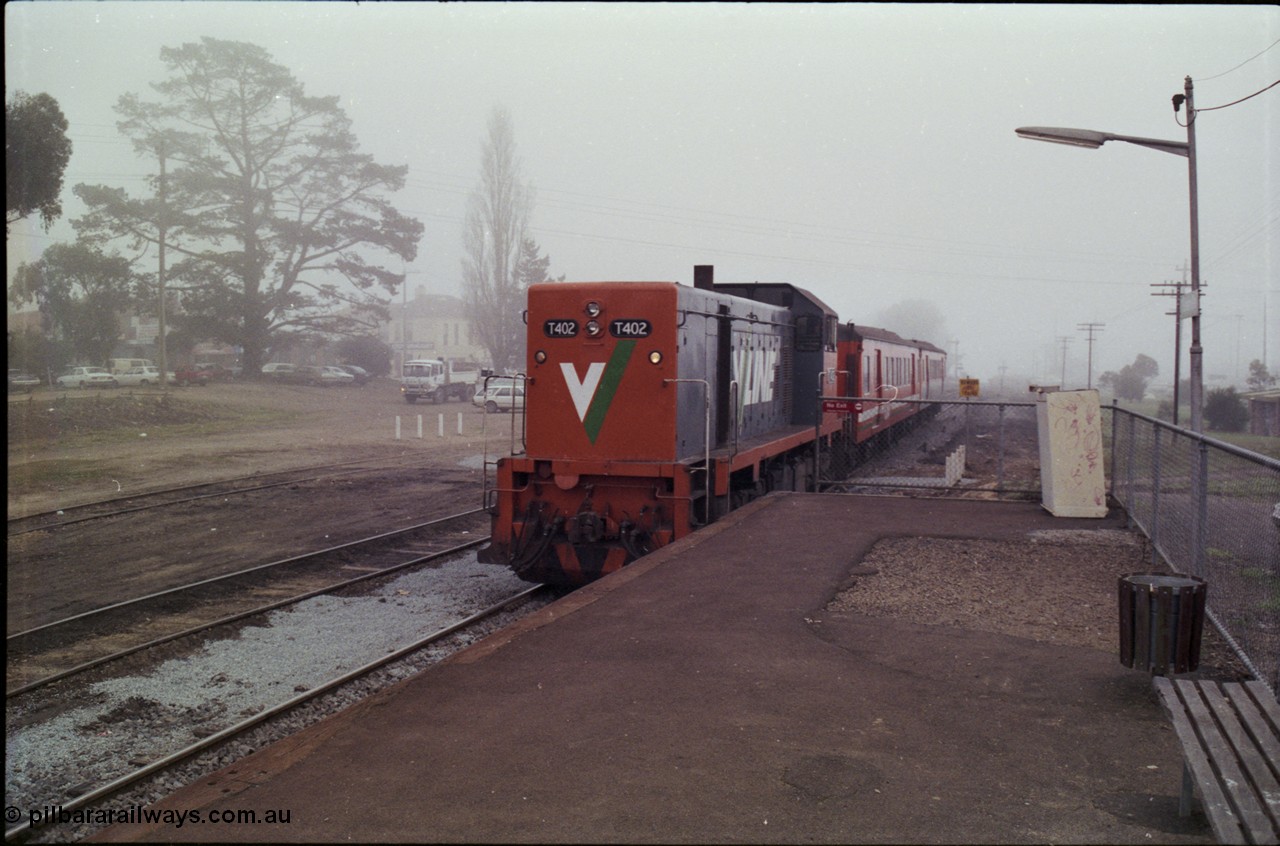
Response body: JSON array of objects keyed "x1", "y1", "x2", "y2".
[
  {"x1": 473, "y1": 384, "x2": 525, "y2": 413},
  {"x1": 56, "y1": 363, "x2": 119, "y2": 386},
  {"x1": 322, "y1": 366, "x2": 356, "y2": 385},
  {"x1": 56, "y1": 366, "x2": 118, "y2": 389},
  {"x1": 115, "y1": 366, "x2": 165, "y2": 387}
]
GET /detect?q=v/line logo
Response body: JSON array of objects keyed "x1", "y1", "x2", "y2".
[
  {"x1": 559, "y1": 340, "x2": 636, "y2": 443},
  {"x1": 733, "y1": 346, "x2": 778, "y2": 408}
]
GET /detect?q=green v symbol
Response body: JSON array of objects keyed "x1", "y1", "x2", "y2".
[{"x1": 571, "y1": 340, "x2": 635, "y2": 443}]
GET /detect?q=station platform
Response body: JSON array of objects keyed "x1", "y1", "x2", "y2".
[{"x1": 93, "y1": 494, "x2": 1209, "y2": 843}]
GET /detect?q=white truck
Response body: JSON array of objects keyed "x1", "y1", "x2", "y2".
[{"x1": 400, "y1": 358, "x2": 485, "y2": 404}]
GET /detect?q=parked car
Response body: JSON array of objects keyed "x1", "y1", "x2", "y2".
[
  {"x1": 7, "y1": 369, "x2": 41, "y2": 393},
  {"x1": 109, "y1": 357, "x2": 153, "y2": 375},
  {"x1": 333, "y1": 364, "x2": 371, "y2": 385},
  {"x1": 261, "y1": 362, "x2": 297, "y2": 382},
  {"x1": 296, "y1": 365, "x2": 355, "y2": 386},
  {"x1": 193, "y1": 363, "x2": 235, "y2": 381},
  {"x1": 472, "y1": 375, "x2": 521, "y2": 402},
  {"x1": 56, "y1": 366, "x2": 118, "y2": 389},
  {"x1": 473, "y1": 384, "x2": 525, "y2": 414},
  {"x1": 115, "y1": 366, "x2": 165, "y2": 387},
  {"x1": 170, "y1": 366, "x2": 210, "y2": 387}
]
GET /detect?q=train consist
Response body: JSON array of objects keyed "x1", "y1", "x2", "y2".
[{"x1": 479, "y1": 265, "x2": 946, "y2": 586}]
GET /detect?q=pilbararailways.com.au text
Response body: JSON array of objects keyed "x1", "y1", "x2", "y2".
[{"x1": 11, "y1": 804, "x2": 291, "y2": 830}]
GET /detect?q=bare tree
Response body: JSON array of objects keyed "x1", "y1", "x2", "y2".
[{"x1": 461, "y1": 107, "x2": 533, "y2": 373}]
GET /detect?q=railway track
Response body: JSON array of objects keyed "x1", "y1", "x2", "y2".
[
  {"x1": 5, "y1": 580, "x2": 550, "y2": 843},
  {"x1": 6, "y1": 508, "x2": 489, "y2": 695},
  {"x1": 7, "y1": 456, "x2": 436, "y2": 537}
]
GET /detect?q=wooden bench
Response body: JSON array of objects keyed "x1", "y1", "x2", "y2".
[{"x1": 1153, "y1": 677, "x2": 1280, "y2": 844}]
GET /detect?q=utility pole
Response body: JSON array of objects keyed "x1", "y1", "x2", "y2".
[
  {"x1": 1077, "y1": 322, "x2": 1105, "y2": 390},
  {"x1": 1151, "y1": 274, "x2": 1187, "y2": 426},
  {"x1": 1056, "y1": 336, "x2": 1072, "y2": 387},
  {"x1": 155, "y1": 141, "x2": 170, "y2": 394},
  {"x1": 1233, "y1": 313, "x2": 1244, "y2": 385}
]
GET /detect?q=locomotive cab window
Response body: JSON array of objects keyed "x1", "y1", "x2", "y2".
[{"x1": 795, "y1": 314, "x2": 821, "y2": 352}]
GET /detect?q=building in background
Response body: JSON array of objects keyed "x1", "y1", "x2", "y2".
[{"x1": 384, "y1": 287, "x2": 488, "y2": 377}]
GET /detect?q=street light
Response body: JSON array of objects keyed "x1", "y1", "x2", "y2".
[{"x1": 1016, "y1": 76, "x2": 1203, "y2": 431}]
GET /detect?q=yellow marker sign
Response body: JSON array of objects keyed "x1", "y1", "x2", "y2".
[{"x1": 959, "y1": 378, "x2": 980, "y2": 398}]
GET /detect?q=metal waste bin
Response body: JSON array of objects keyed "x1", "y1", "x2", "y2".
[{"x1": 1118, "y1": 573, "x2": 1206, "y2": 675}]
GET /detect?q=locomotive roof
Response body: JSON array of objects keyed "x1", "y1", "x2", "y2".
[
  {"x1": 708, "y1": 281, "x2": 837, "y2": 317},
  {"x1": 844, "y1": 323, "x2": 946, "y2": 354}
]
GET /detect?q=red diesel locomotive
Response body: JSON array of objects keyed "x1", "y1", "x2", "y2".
[{"x1": 479, "y1": 266, "x2": 946, "y2": 586}]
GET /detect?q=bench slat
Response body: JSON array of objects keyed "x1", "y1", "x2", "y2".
[
  {"x1": 1181, "y1": 681, "x2": 1273, "y2": 842},
  {"x1": 1156, "y1": 676, "x2": 1249, "y2": 844},
  {"x1": 1235, "y1": 683, "x2": 1280, "y2": 761},
  {"x1": 1203, "y1": 684, "x2": 1280, "y2": 836}
]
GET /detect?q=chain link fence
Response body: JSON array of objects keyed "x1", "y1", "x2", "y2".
[
  {"x1": 815, "y1": 397, "x2": 1279, "y2": 690},
  {"x1": 1111, "y1": 407, "x2": 1280, "y2": 691}
]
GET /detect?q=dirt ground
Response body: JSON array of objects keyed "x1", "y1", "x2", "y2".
[
  {"x1": 6, "y1": 379, "x2": 514, "y2": 631},
  {"x1": 5, "y1": 379, "x2": 1253, "y2": 679}
]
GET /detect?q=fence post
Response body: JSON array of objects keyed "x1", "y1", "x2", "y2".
[
  {"x1": 1109, "y1": 400, "x2": 1118, "y2": 499},
  {"x1": 1150, "y1": 425, "x2": 1162, "y2": 567},
  {"x1": 1124, "y1": 412, "x2": 1137, "y2": 529},
  {"x1": 1190, "y1": 440, "x2": 1209, "y2": 578},
  {"x1": 996, "y1": 403, "x2": 1006, "y2": 495}
]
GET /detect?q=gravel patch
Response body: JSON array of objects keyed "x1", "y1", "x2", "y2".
[
  {"x1": 826, "y1": 530, "x2": 1157, "y2": 652},
  {"x1": 6, "y1": 553, "x2": 539, "y2": 841}
]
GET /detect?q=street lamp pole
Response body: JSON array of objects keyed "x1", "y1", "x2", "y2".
[
  {"x1": 1016, "y1": 75, "x2": 1204, "y2": 430},
  {"x1": 1180, "y1": 76, "x2": 1204, "y2": 433}
]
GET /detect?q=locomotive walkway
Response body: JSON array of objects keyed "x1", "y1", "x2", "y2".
[{"x1": 93, "y1": 494, "x2": 1217, "y2": 843}]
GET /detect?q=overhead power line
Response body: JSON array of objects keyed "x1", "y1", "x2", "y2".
[{"x1": 1199, "y1": 37, "x2": 1280, "y2": 82}]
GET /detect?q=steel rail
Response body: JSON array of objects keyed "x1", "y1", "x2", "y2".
[
  {"x1": 3, "y1": 584, "x2": 546, "y2": 842},
  {"x1": 7, "y1": 455, "x2": 438, "y2": 536},
  {"x1": 6, "y1": 507, "x2": 485, "y2": 642},
  {"x1": 6, "y1": 535, "x2": 489, "y2": 698}
]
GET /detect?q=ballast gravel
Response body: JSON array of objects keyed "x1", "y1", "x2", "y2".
[{"x1": 6, "y1": 553, "x2": 543, "y2": 842}]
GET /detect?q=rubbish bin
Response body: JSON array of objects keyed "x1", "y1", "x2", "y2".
[{"x1": 1118, "y1": 573, "x2": 1206, "y2": 675}]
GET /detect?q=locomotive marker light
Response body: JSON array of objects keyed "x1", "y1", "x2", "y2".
[{"x1": 1016, "y1": 75, "x2": 1203, "y2": 431}]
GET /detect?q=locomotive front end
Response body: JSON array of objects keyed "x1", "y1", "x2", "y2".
[{"x1": 482, "y1": 282, "x2": 687, "y2": 585}]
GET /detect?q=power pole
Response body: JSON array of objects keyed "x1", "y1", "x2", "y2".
[
  {"x1": 1056, "y1": 336, "x2": 1072, "y2": 387},
  {"x1": 1077, "y1": 322, "x2": 1105, "y2": 390},
  {"x1": 1151, "y1": 276, "x2": 1186, "y2": 426},
  {"x1": 1233, "y1": 313, "x2": 1244, "y2": 385}
]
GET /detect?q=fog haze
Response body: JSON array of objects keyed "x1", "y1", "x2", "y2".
[{"x1": 7, "y1": 3, "x2": 1278, "y2": 392}]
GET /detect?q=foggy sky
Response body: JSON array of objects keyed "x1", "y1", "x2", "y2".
[{"x1": 6, "y1": 2, "x2": 1278, "y2": 390}]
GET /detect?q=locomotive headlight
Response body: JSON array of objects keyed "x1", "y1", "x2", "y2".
[
  {"x1": 534, "y1": 350, "x2": 547, "y2": 364},
  {"x1": 585, "y1": 320, "x2": 602, "y2": 337},
  {"x1": 584, "y1": 301, "x2": 602, "y2": 318},
  {"x1": 649, "y1": 350, "x2": 663, "y2": 365}
]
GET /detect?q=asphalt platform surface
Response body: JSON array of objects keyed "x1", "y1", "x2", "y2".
[{"x1": 93, "y1": 494, "x2": 1214, "y2": 844}]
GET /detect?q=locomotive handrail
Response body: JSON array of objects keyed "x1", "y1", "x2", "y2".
[
  {"x1": 479, "y1": 372, "x2": 528, "y2": 512},
  {"x1": 729, "y1": 379, "x2": 739, "y2": 460},
  {"x1": 664, "y1": 377, "x2": 712, "y2": 525}
]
